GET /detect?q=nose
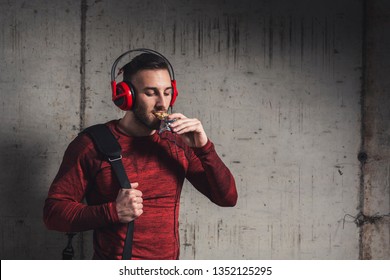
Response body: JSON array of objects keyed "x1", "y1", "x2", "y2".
[{"x1": 156, "y1": 92, "x2": 170, "y2": 110}]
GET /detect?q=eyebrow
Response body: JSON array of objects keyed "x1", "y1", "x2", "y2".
[{"x1": 143, "y1": 86, "x2": 173, "y2": 91}]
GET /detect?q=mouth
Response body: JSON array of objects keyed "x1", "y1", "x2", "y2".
[{"x1": 152, "y1": 111, "x2": 169, "y2": 120}]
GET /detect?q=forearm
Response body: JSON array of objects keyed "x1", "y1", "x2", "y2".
[
  {"x1": 43, "y1": 198, "x2": 119, "y2": 232},
  {"x1": 189, "y1": 140, "x2": 238, "y2": 206}
]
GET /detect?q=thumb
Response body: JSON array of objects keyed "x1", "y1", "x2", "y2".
[{"x1": 130, "y1": 182, "x2": 139, "y2": 189}]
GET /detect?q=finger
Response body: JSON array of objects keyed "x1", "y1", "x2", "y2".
[
  {"x1": 134, "y1": 209, "x2": 143, "y2": 218},
  {"x1": 129, "y1": 189, "x2": 143, "y2": 198},
  {"x1": 132, "y1": 197, "x2": 143, "y2": 205},
  {"x1": 167, "y1": 113, "x2": 186, "y2": 120},
  {"x1": 169, "y1": 117, "x2": 196, "y2": 128},
  {"x1": 121, "y1": 183, "x2": 139, "y2": 195},
  {"x1": 172, "y1": 119, "x2": 201, "y2": 133},
  {"x1": 131, "y1": 203, "x2": 144, "y2": 216},
  {"x1": 135, "y1": 201, "x2": 143, "y2": 209},
  {"x1": 122, "y1": 189, "x2": 142, "y2": 200}
]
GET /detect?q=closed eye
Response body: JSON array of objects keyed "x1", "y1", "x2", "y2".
[
  {"x1": 145, "y1": 90, "x2": 155, "y2": 97},
  {"x1": 164, "y1": 89, "x2": 173, "y2": 96},
  {"x1": 143, "y1": 87, "x2": 172, "y2": 97}
]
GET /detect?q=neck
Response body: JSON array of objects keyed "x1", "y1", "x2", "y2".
[{"x1": 118, "y1": 112, "x2": 156, "y2": 137}]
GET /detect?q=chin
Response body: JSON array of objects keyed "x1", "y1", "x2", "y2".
[{"x1": 145, "y1": 117, "x2": 160, "y2": 130}]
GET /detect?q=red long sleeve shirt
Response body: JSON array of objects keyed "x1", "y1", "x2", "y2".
[{"x1": 43, "y1": 120, "x2": 237, "y2": 259}]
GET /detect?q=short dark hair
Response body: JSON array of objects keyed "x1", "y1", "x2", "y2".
[{"x1": 122, "y1": 53, "x2": 169, "y2": 82}]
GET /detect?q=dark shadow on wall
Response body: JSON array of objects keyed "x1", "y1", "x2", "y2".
[{"x1": 0, "y1": 131, "x2": 57, "y2": 259}]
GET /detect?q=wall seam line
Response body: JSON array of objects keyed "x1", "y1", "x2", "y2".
[
  {"x1": 78, "y1": 0, "x2": 88, "y2": 260},
  {"x1": 358, "y1": 0, "x2": 368, "y2": 260},
  {"x1": 79, "y1": 0, "x2": 87, "y2": 131}
]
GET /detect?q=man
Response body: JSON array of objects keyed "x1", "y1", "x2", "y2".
[{"x1": 43, "y1": 51, "x2": 237, "y2": 259}]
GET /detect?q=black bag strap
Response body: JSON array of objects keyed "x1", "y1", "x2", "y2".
[
  {"x1": 62, "y1": 124, "x2": 134, "y2": 260},
  {"x1": 84, "y1": 124, "x2": 131, "y2": 189},
  {"x1": 83, "y1": 124, "x2": 134, "y2": 260},
  {"x1": 62, "y1": 233, "x2": 75, "y2": 260}
]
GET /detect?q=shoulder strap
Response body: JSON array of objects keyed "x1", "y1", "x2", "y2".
[
  {"x1": 83, "y1": 124, "x2": 134, "y2": 260},
  {"x1": 83, "y1": 124, "x2": 122, "y2": 160},
  {"x1": 83, "y1": 124, "x2": 131, "y2": 189},
  {"x1": 63, "y1": 124, "x2": 134, "y2": 260}
]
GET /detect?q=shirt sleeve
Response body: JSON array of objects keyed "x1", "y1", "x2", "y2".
[
  {"x1": 185, "y1": 140, "x2": 238, "y2": 206},
  {"x1": 43, "y1": 134, "x2": 120, "y2": 233}
]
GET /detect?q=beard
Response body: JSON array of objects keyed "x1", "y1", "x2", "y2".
[{"x1": 133, "y1": 102, "x2": 161, "y2": 130}]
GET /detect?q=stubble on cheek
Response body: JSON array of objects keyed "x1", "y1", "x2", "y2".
[{"x1": 133, "y1": 105, "x2": 161, "y2": 130}]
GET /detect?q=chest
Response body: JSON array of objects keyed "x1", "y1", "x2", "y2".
[{"x1": 90, "y1": 140, "x2": 188, "y2": 201}]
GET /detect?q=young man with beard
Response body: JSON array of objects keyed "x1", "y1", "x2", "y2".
[{"x1": 43, "y1": 51, "x2": 237, "y2": 259}]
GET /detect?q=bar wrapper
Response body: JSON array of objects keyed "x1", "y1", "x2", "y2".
[
  {"x1": 153, "y1": 111, "x2": 176, "y2": 134},
  {"x1": 158, "y1": 117, "x2": 176, "y2": 134}
]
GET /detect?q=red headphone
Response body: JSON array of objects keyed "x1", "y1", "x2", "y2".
[{"x1": 111, "y1": 48, "x2": 178, "y2": 111}]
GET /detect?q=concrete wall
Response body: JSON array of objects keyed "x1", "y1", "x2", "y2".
[
  {"x1": 361, "y1": 0, "x2": 390, "y2": 260},
  {"x1": 0, "y1": 0, "x2": 388, "y2": 259}
]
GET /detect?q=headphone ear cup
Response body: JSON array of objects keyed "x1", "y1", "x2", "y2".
[
  {"x1": 113, "y1": 81, "x2": 135, "y2": 110},
  {"x1": 170, "y1": 80, "x2": 178, "y2": 107}
]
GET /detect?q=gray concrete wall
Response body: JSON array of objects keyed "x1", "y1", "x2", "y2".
[
  {"x1": 0, "y1": 0, "x2": 388, "y2": 259},
  {"x1": 361, "y1": 0, "x2": 390, "y2": 260}
]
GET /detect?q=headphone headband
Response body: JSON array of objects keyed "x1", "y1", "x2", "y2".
[{"x1": 110, "y1": 48, "x2": 175, "y2": 82}]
